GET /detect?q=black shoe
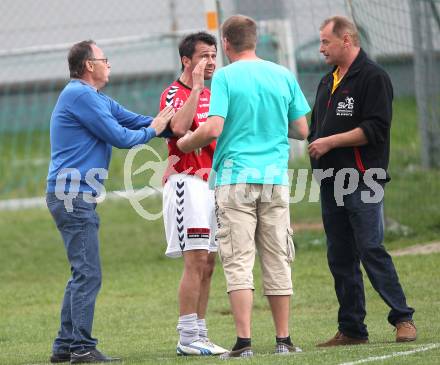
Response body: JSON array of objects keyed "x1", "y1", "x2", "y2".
[
  {"x1": 50, "y1": 352, "x2": 71, "y2": 363},
  {"x1": 70, "y1": 348, "x2": 121, "y2": 363}
]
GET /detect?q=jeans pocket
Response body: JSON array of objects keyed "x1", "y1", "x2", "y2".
[
  {"x1": 286, "y1": 227, "x2": 295, "y2": 263},
  {"x1": 216, "y1": 226, "x2": 233, "y2": 261}
]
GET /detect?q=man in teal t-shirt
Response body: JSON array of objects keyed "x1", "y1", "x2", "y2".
[
  {"x1": 177, "y1": 15, "x2": 310, "y2": 358},
  {"x1": 208, "y1": 52, "x2": 310, "y2": 187}
]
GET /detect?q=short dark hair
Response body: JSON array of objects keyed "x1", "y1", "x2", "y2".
[
  {"x1": 221, "y1": 15, "x2": 257, "y2": 53},
  {"x1": 178, "y1": 32, "x2": 217, "y2": 71},
  {"x1": 68, "y1": 40, "x2": 95, "y2": 79}
]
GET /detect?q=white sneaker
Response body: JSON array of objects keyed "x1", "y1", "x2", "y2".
[
  {"x1": 200, "y1": 338, "x2": 228, "y2": 355},
  {"x1": 177, "y1": 339, "x2": 227, "y2": 356}
]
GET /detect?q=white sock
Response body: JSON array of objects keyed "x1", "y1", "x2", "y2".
[
  {"x1": 197, "y1": 318, "x2": 208, "y2": 340},
  {"x1": 177, "y1": 313, "x2": 199, "y2": 345}
]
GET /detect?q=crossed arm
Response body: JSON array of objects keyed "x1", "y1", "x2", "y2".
[
  {"x1": 178, "y1": 114, "x2": 310, "y2": 153},
  {"x1": 176, "y1": 115, "x2": 224, "y2": 153},
  {"x1": 179, "y1": 115, "x2": 369, "y2": 160}
]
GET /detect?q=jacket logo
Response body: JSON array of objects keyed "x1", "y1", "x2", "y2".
[{"x1": 336, "y1": 96, "x2": 354, "y2": 116}]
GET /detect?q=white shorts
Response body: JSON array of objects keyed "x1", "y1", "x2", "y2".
[{"x1": 163, "y1": 174, "x2": 217, "y2": 258}]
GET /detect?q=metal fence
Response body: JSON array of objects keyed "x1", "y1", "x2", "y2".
[{"x1": 0, "y1": 0, "x2": 439, "y2": 202}]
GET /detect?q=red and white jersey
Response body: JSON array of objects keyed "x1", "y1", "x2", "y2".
[{"x1": 159, "y1": 79, "x2": 216, "y2": 183}]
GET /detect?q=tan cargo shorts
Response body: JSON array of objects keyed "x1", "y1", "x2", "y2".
[{"x1": 215, "y1": 184, "x2": 295, "y2": 295}]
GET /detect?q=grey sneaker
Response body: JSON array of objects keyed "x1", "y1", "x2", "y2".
[
  {"x1": 275, "y1": 342, "x2": 303, "y2": 355},
  {"x1": 219, "y1": 346, "x2": 253, "y2": 359}
]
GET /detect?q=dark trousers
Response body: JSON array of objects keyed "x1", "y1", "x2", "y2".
[
  {"x1": 320, "y1": 183, "x2": 414, "y2": 339},
  {"x1": 47, "y1": 193, "x2": 101, "y2": 353}
]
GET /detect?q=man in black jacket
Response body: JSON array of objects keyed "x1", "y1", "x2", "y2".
[{"x1": 308, "y1": 15, "x2": 416, "y2": 346}]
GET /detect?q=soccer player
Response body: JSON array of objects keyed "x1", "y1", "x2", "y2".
[
  {"x1": 159, "y1": 32, "x2": 227, "y2": 356},
  {"x1": 177, "y1": 16, "x2": 310, "y2": 358}
]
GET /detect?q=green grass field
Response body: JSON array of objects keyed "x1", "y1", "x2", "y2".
[
  {"x1": 1, "y1": 96, "x2": 440, "y2": 364},
  {"x1": 1, "y1": 198, "x2": 440, "y2": 365}
]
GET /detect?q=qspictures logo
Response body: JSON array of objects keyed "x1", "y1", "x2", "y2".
[
  {"x1": 54, "y1": 144, "x2": 386, "y2": 220},
  {"x1": 336, "y1": 96, "x2": 355, "y2": 116}
]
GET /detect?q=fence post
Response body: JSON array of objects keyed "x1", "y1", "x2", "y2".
[
  {"x1": 203, "y1": 0, "x2": 224, "y2": 68},
  {"x1": 410, "y1": 0, "x2": 440, "y2": 168}
]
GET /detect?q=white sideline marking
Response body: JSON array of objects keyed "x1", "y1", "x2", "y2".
[
  {"x1": 338, "y1": 343, "x2": 440, "y2": 365},
  {"x1": 0, "y1": 189, "x2": 160, "y2": 211},
  {"x1": 0, "y1": 196, "x2": 46, "y2": 210},
  {"x1": 12, "y1": 158, "x2": 47, "y2": 167}
]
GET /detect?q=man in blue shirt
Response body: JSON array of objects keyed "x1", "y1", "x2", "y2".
[
  {"x1": 46, "y1": 40, "x2": 173, "y2": 364},
  {"x1": 177, "y1": 15, "x2": 310, "y2": 358}
]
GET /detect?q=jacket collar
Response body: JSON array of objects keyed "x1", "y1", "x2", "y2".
[
  {"x1": 344, "y1": 48, "x2": 368, "y2": 77},
  {"x1": 323, "y1": 48, "x2": 368, "y2": 85}
]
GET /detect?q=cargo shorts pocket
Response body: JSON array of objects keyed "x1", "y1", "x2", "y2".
[
  {"x1": 216, "y1": 226, "x2": 233, "y2": 261},
  {"x1": 286, "y1": 227, "x2": 295, "y2": 263}
]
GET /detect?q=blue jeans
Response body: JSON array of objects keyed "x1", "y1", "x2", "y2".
[
  {"x1": 46, "y1": 193, "x2": 101, "y2": 353},
  {"x1": 320, "y1": 183, "x2": 414, "y2": 339}
]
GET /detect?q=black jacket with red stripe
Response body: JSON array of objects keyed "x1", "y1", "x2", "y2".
[{"x1": 308, "y1": 48, "x2": 393, "y2": 183}]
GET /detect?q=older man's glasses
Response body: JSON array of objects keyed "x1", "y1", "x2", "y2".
[{"x1": 89, "y1": 58, "x2": 109, "y2": 64}]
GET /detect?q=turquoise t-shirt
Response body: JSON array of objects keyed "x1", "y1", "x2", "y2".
[{"x1": 208, "y1": 60, "x2": 310, "y2": 187}]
